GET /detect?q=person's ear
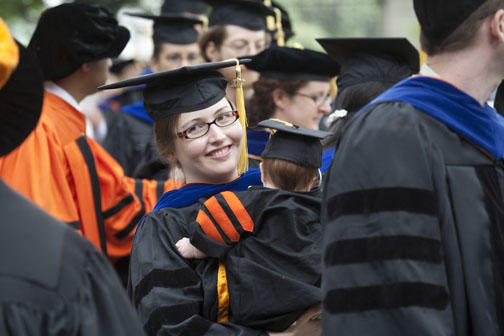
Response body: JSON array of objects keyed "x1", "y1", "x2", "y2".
[
  {"x1": 205, "y1": 41, "x2": 221, "y2": 62},
  {"x1": 259, "y1": 161, "x2": 265, "y2": 184},
  {"x1": 150, "y1": 55, "x2": 160, "y2": 73},
  {"x1": 489, "y1": 9, "x2": 504, "y2": 42},
  {"x1": 80, "y1": 63, "x2": 91, "y2": 74},
  {"x1": 272, "y1": 88, "x2": 289, "y2": 110}
]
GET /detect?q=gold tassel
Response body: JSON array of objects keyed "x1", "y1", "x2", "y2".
[
  {"x1": 273, "y1": 7, "x2": 285, "y2": 47},
  {"x1": 229, "y1": 59, "x2": 249, "y2": 175},
  {"x1": 0, "y1": 18, "x2": 19, "y2": 89},
  {"x1": 264, "y1": 0, "x2": 276, "y2": 32}
]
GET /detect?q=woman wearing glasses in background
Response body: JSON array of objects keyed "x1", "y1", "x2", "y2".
[{"x1": 245, "y1": 46, "x2": 340, "y2": 171}]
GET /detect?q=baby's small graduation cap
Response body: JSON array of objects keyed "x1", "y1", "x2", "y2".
[
  {"x1": 258, "y1": 119, "x2": 331, "y2": 168},
  {"x1": 99, "y1": 59, "x2": 251, "y2": 173},
  {"x1": 205, "y1": 0, "x2": 274, "y2": 31},
  {"x1": 247, "y1": 45, "x2": 340, "y2": 81},
  {"x1": 125, "y1": 13, "x2": 202, "y2": 45},
  {"x1": 317, "y1": 37, "x2": 419, "y2": 91}
]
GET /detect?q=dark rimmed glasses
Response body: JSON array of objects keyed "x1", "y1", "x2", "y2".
[{"x1": 177, "y1": 110, "x2": 239, "y2": 139}]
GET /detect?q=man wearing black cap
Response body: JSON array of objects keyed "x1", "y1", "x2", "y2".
[
  {"x1": 322, "y1": 1, "x2": 504, "y2": 335},
  {"x1": 0, "y1": 3, "x2": 179, "y2": 269},
  {"x1": 0, "y1": 19, "x2": 145, "y2": 336},
  {"x1": 200, "y1": 0, "x2": 273, "y2": 101}
]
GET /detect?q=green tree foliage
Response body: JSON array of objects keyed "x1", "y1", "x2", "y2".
[
  {"x1": 275, "y1": 0, "x2": 381, "y2": 50},
  {"x1": 1, "y1": 0, "x2": 144, "y2": 44}
]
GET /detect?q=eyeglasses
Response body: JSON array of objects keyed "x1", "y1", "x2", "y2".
[
  {"x1": 296, "y1": 92, "x2": 332, "y2": 106},
  {"x1": 221, "y1": 39, "x2": 268, "y2": 56},
  {"x1": 177, "y1": 110, "x2": 239, "y2": 139}
]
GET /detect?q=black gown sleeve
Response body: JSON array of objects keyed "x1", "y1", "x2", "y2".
[
  {"x1": 129, "y1": 206, "x2": 268, "y2": 336},
  {"x1": 0, "y1": 181, "x2": 145, "y2": 336}
]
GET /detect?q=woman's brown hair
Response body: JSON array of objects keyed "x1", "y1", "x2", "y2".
[
  {"x1": 261, "y1": 158, "x2": 318, "y2": 192},
  {"x1": 153, "y1": 114, "x2": 180, "y2": 161}
]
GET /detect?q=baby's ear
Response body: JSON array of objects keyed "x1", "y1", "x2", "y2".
[{"x1": 259, "y1": 162, "x2": 265, "y2": 184}]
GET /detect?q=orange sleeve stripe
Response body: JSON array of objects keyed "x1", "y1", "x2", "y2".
[
  {"x1": 204, "y1": 196, "x2": 241, "y2": 243},
  {"x1": 221, "y1": 191, "x2": 254, "y2": 233},
  {"x1": 196, "y1": 210, "x2": 226, "y2": 245}
]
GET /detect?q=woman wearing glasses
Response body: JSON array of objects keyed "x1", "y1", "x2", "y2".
[
  {"x1": 101, "y1": 60, "x2": 322, "y2": 335},
  {"x1": 245, "y1": 46, "x2": 340, "y2": 170}
]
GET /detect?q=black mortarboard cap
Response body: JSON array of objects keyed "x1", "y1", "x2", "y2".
[
  {"x1": 414, "y1": 0, "x2": 487, "y2": 47},
  {"x1": 110, "y1": 58, "x2": 135, "y2": 75},
  {"x1": 161, "y1": 0, "x2": 209, "y2": 15},
  {"x1": 28, "y1": 3, "x2": 130, "y2": 81},
  {"x1": 317, "y1": 38, "x2": 418, "y2": 91},
  {"x1": 0, "y1": 42, "x2": 44, "y2": 157},
  {"x1": 247, "y1": 46, "x2": 340, "y2": 81},
  {"x1": 125, "y1": 13, "x2": 202, "y2": 45},
  {"x1": 99, "y1": 59, "x2": 250, "y2": 121},
  {"x1": 258, "y1": 119, "x2": 331, "y2": 168},
  {"x1": 206, "y1": 0, "x2": 274, "y2": 31}
]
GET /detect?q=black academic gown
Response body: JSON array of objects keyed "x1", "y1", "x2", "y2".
[
  {"x1": 102, "y1": 111, "x2": 156, "y2": 177},
  {"x1": 129, "y1": 187, "x2": 321, "y2": 335},
  {"x1": 322, "y1": 100, "x2": 504, "y2": 335},
  {"x1": 0, "y1": 180, "x2": 145, "y2": 336}
]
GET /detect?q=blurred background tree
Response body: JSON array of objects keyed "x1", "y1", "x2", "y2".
[{"x1": 2, "y1": 0, "x2": 419, "y2": 58}]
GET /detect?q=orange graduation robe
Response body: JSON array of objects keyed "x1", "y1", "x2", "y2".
[{"x1": 0, "y1": 91, "x2": 179, "y2": 258}]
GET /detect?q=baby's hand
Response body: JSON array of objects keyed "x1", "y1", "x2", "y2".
[{"x1": 176, "y1": 237, "x2": 207, "y2": 259}]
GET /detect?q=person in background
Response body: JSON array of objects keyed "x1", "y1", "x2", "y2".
[
  {"x1": 317, "y1": 37, "x2": 419, "y2": 149},
  {"x1": 0, "y1": 3, "x2": 179, "y2": 280},
  {"x1": 0, "y1": 19, "x2": 145, "y2": 336},
  {"x1": 245, "y1": 46, "x2": 339, "y2": 170},
  {"x1": 200, "y1": 0, "x2": 274, "y2": 101},
  {"x1": 101, "y1": 0, "x2": 209, "y2": 118},
  {"x1": 97, "y1": 59, "x2": 143, "y2": 115},
  {"x1": 102, "y1": 13, "x2": 204, "y2": 178},
  {"x1": 322, "y1": 0, "x2": 504, "y2": 335}
]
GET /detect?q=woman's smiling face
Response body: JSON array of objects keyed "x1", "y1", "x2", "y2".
[{"x1": 173, "y1": 97, "x2": 243, "y2": 184}]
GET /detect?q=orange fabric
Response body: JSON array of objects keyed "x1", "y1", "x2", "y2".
[
  {"x1": 196, "y1": 210, "x2": 226, "y2": 245},
  {"x1": 0, "y1": 91, "x2": 179, "y2": 258},
  {"x1": 0, "y1": 94, "x2": 80, "y2": 224},
  {"x1": 44, "y1": 92, "x2": 86, "y2": 146},
  {"x1": 204, "y1": 196, "x2": 240, "y2": 243},
  {"x1": 221, "y1": 191, "x2": 254, "y2": 233}
]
